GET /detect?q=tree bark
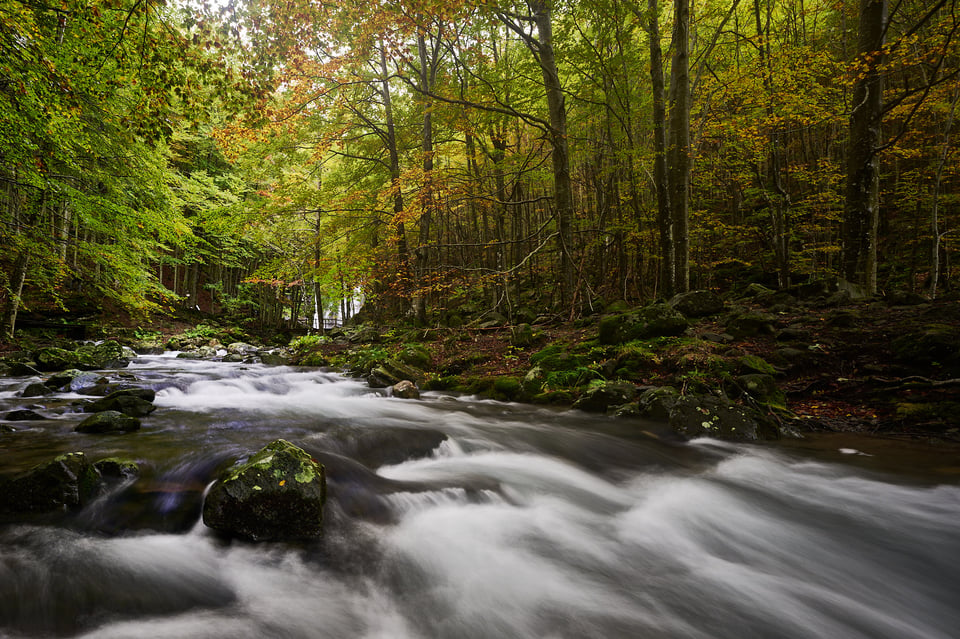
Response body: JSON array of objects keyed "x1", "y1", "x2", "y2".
[
  {"x1": 1, "y1": 250, "x2": 29, "y2": 341},
  {"x1": 646, "y1": 0, "x2": 674, "y2": 298},
  {"x1": 842, "y1": 0, "x2": 887, "y2": 293},
  {"x1": 667, "y1": 0, "x2": 691, "y2": 293}
]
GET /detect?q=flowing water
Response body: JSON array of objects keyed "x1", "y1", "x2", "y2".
[{"x1": 1, "y1": 355, "x2": 958, "y2": 639}]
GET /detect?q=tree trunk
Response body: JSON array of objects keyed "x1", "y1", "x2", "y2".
[
  {"x1": 529, "y1": 0, "x2": 575, "y2": 307},
  {"x1": 667, "y1": 0, "x2": 691, "y2": 293},
  {"x1": 1, "y1": 250, "x2": 29, "y2": 340},
  {"x1": 842, "y1": 0, "x2": 886, "y2": 293},
  {"x1": 646, "y1": 0, "x2": 674, "y2": 298}
]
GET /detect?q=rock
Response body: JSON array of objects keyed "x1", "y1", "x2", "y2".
[
  {"x1": 85, "y1": 394, "x2": 156, "y2": 417},
  {"x1": 885, "y1": 290, "x2": 928, "y2": 306},
  {"x1": 75, "y1": 411, "x2": 141, "y2": 434},
  {"x1": 1, "y1": 424, "x2": 14, "y2": 433},
  {"x1": 177, "y1": 346, "x2": 218, "y2": 359},
  {"x1": 398, "y1": 344, "x2": 431, "y2": 368},
  {"x1": 20, "y1": 382, "x2": 53, "y2": 398},
  {"x1": 669, "y1": 290, "x2": 725, "y2": 317},
  {"x1": 598, "y1": 304, "x2": 688, "y2": 345},
  {"x1": 222, "y1": 353, "x2": 245, "y2": 363},
  {"x1": 891, "y1": 325, "x2": 960, "y2": 372},
  {"x1": 725, "y1": 311, "x2": 777, "y2": 338},
  {"x1": 371, "y1": 359, "x2": 427, "y2": 387},
  {"x1": 521, "y1": 365, "x2": 547, "y2": 395},
  {"x1": 825, "y1": 308, "x2": 859, "y2": 327},
  {"x1": 737, "y1": 354, "x2": 777, "y2": 375},
  {"x1": 392, "y1": 380, "x2": 421, "y2": 399},
  {"x1": 259, "y1": 349, "x2": 292, "y2": 366},
  {"x1": 733, "y1": 374, "x2": 786, "y2": 409},
  {"x1": 128, "y1": 338, "x2": 164, "y2": 354},
  {"x1": 573, "y1": 381, "x2": 638, "y2": 413},
  {"x1": 76, "y1": 382, "x2": 143, "y2": 397},
  {"x1": 7, "y1": 362, "x2": 42, "y2": 376},
  {"x1": 4, "y1": 409, "x2": 46, "y2": 421},
  {"x1": 0, "y1": 452, "x2": 101, "y2": 513},
  {"x1": 776, "y1": 326, "x2": 812, "y2": 342},
  {"x1": 33, "y1": 347, "x2": 80, "y2": 372},
  {"x1": 667, "y1": 395, "x2": 780, "y2": 441},
  {"x1": 637, "y1": 386, "x2": 681, "y2": 422},
  {"x1": 75, "y1": 340, "x2": 130, "y2": 369},
  {"x1": 202, "y1": 439, "x2": 326, "y2": 541},
  {"x1": 227, "y1": 342, "x2": 259, "y2": 355},
  {"x1": 93, "y1": 457, "x2": 140, "y2": 480},
  {"x1": 510, "y1": 323, "x2": 536, "y2": 347},
  {"x1": 44, "y1": 369, "x2": 85, "y2": 390}
]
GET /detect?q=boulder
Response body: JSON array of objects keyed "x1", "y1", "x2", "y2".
[
  {"x1": 725, "y1": 311, "x2": 777, "y2": 338},
  {"x1": 668, "y1": 290, "x2": 725, "y2": 318},
  {"x1": 370, "y1": 359, "x2": 427, "y2": 387},
  {"x1": 0, "y1": 452, "x2": 101, "y2": 513},
  {"x1": 598, "y1": 304, "x2": 688, "y2": 344},
  {"x1": 75, "y1": 340, "x2": 130, "y2": 369},
  {"x1": 227, "y1": 342, "x2": 259, "y2": 356},
  {"x1": 93, "y1": 457, "x2": 140, "y2": 480},
  {"x1": 398, "y1": 344, "x2": 431, "y2": 368},
  {"x1": 259, "y1": 349, "x2": 292, "y2": 366},
  {"x1": 202, "y1": 439, "x2": 326, "y2": 541},
  {"x1": 521, "y1": 365, "x2": 547, "y2": 395},
  {"x1": 20, "y1": 382, "x2": 53, "y2": 398},
  {"x1": 33, "y1": 347, "x2": 80, "y2": 372},
  {"x1": 85, "y1": 393, "x2": 156, "y2": 417},
  {"x1": 637, "y1": 386, "x2": 681, "y2": 422},
  {"x1": 177, "y1": 346, "x2": 218, "y2": 359},
  {"x1": 510, "y1": 323, "x2": 536, "y2": 347},
  {"x1": 891, "y1": 325, "x2": 960, "y2": 374},
  {"x1": 733, "y1": 374, "x2": 786, "y2": 409},
  {"x1": 392, "y1": 380, "x2": 421, "y2": 399},
  {"x1": 5, "y1": 409, "x2": 46, "y2": 421},
  {"x1": 573, "y1": 381, "x2": 638, "y2": 413},
  {"x1": 667, "y1": 395, "x2": 780, "y2": 442},
  {"x1": 75, "y1": 411, "x2": 141, "y2": 434}
]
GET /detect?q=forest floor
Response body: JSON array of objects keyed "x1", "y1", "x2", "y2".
[{"x1": 3, "y1": 296, "x2": 959, "y2": 443}]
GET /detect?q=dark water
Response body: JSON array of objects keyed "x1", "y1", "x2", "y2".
[{"x1": 1, "y1": 355, "x2": 958, "y2": 639}]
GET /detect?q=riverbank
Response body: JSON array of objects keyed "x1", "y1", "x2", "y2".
[{"x1": 3, "y1": 284, "x2": 959, "y2": 444}]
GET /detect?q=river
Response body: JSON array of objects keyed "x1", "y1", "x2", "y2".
[{"x1": 1, "y1": 355, "x2": 958, "y2": 638}]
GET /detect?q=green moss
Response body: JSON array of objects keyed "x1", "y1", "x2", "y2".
[{"x1": 738, "y1": 354, "x2": 777, "y2": 375}]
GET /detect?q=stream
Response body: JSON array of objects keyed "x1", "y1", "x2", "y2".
[{"x1": 1, "y1": 354, "x2": 958, "y2": 639}]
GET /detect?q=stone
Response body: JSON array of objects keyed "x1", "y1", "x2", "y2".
[
  {"x1": 75, "y1": 411, "x2": 141, "y2": 434},
  {"x1": 75, "y1": 340, "x2": 130, "y2": 369},
  {"x1": 20, "y1": 382, "x2": 53, "y2": 398},
  {"x1": 669, "y1": 290, "x2": 725, "y2": 318},
  {"x1": 891, "y1": 325, "x2": 960, "y2": 373},
  {"x1": 637, "y1": 386, "x2": 681, "y2": 422},
  {"x1": 398, "y1": 344, "x2": 431, "y2": 368},
  {"x1": 33, "y1": 347, "x2": 80, "y2": 372},
  {"x1": 4, "y1": 409, "x2": 46, "y2": 421},
  {"x1": 733, "y1": 374, "x2": 786, "y2": 408},
  {"x1": 725, "y1": 311, "x2": 777, "y2": 338},
  {"x1": 202, "y1": 439, "x2": 326, "y2": 541},
  {"x1": 598, "y1": 304, "x2": 688, "y2": 345},
  {"x1": 0, "y1": 452, "x2": 101, "y2": 513},
  {"x1": 573, "y1": 381, "x2": 639, "y2": 413},
  {"x1": 260, "y1": 350, "x2": 292, "y2": 366},
  {"x1": 85, "y1": 394, "x2": 156, "y2": 417},
  {"x1": 667, "y1": 395, "x2": 780, "y2": 442},
  {"x1": 521, "y1": 365, "x2": 547, "y2": 395},
  {"x1": 93, "y1": 457, "x2": 140, "y2": 480},
  {"x1": 392, "y1": 380, "x2": 421, "y2": 399},
  {"x1": 510, "y1": 323, "x2": 536, "y2": 347},
  {"x1": 227, "y1": 342, "x2": 259, "y2": 355}
]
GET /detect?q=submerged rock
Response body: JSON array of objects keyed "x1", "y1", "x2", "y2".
[
  {"x1": 667, "y1": 395, "x2": 780, "y2": 442},
  {"x1": 0, "y1": 452, "x2": 101, "y2": 513},
  {"x1": 4, "y1": 409, "x2": 46, "y2": 421},
  {"x1": 20, "y1": 382, "x2": 53, "y2": 398},
  {"x1": 84, "y1": 389, "x2": 156, "y2": 417},
  {"x1": 202, "y1": 439, "x2": 326, "y2": 541},
  {"x1": 75, "y1": 411, "x2": 141, "y2": 434}
]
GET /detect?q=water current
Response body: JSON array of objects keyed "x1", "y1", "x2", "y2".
[{"x1": 1, "y1": 355, "x2": 958, "y2": 639}]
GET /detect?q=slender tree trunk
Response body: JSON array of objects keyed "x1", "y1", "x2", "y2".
[
  {"x1": 646, "y1": 0, "x2": 674, "y2": 297},
  {"x1": 1, "y1": 250, "x2": 29, "y2": 340},
  {"x1": 667, "y1": 0, "x2": 691, "y2": 293},
  {"x1": 379, "y1": 43, "x2": 410, "y2": 314},
  {"x1": 529, "y1": 0, "x2": 575, "y2": 307},
  {"x1": 929, "y1": 84, "x2": 959, "y2": 298},
  {"x1": 842, "y1": 0, "x2": 887, "y2": 292}
]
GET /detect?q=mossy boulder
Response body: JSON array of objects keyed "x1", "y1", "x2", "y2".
[
  {"x1": 667, "y1": 395, "x2": 780, "y2": 441},
  {"x1": 510, "y1": 323, "x2": 536, "y2": 347},
  {"x1": 521, "y1": 365, "x2": 547, "y2": 395},
  {"x1": 637, "y1": 386, "x2": 681, "y2": 422},
  {"x1": 529, "y1": 344, "x2": 589, "y2": 371},
  {"x1": 75, "y1": 411, "x2": 141, "y2": 434},
  {"x1": 737, "y1": 354, "x2": 778, "y2": 375},
  {"x1": 202, "y1": 439, "x2": 326, "y2": 541},
  {"x1": 33, "y1": 347, "x2": 80, "y2": 372},
  {"x1": 733, "y1": 374, "x2": 786, "y2": 409},
  {"x1": 84, "y1": 393, "x2": 156, "y2": 418},
  {"x1": 572, "y1": 381, "x2": 638, "y2": 413},
  {"x1": 370, "y1": 359, "x2": 428, "y2": 387},
  {"x1": 20, "y1": 382, "x2": 53, "y2": 398},
  {"x1": 725, "y1": 311, "x2": 777, "y2": 338},
  {"x1": 75, "y1": 340, "x2": 130, "y2": 369},
  {"x1": 598, "y1": 304, "x2": 688, "y2": 345},
  {"x1": 398, "y1": 344, "x2": 431, "y2": 369},
  {"x1": 0, "y1": 452, "x2": 101, "y2": 513},
  {"x1": 668, "y1": 290, "x2": 725, "y2": 318},
  {"x1": 891, "y1": 325, "x2": 960, "y2": 372},
  {"x1": 93, "y1": 457, "x2": 140, "y2": 480},
  {"x1": 5, "y1": 409, "x2": 46, "y2": 421}
]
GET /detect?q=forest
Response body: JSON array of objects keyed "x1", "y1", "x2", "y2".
[{"x1": 1, "y1": 0, "x2": 957, "y2": 335}]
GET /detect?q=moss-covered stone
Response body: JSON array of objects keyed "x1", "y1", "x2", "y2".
[
  {"x1": 667, "y1": 395, "x2": 780, "y2": 441},
  {"x1": 93, "y1": 457, "x2": 140, "y2": 480},
  {"x1": 737, "y1": 354, "x2": 778, "y2": 375},
  {"x1": 637, "y1": 387, "x2": 680, "y2": 422},
  {"x1": 668, "y1": 290, "x2": 725, "y2": 318},
  {"x1": 202, "y1": 439, "x2": 326, "y2": 541},
  {"x1": 75, "y1": 411, "x2": 141, "y2": 434},
  {"x1": 734, "y1": 374, "x2": 787, "y2": 409},
  {"x1": 398, "y1": 344, "x2": 431, "y2": 368},
  {"x1": 510, "y1": 323, "x2": 536, "y2": 347},
  {"x1": 598, "y1": 304, "x2": 688, "y2": 345},
  {"x1": 84, "y1": 393, "x2": 156, "y2": 418},
  {"x1": 33, "y1": 347, "x2": 81, "y2": 372},
  {"x1": 0, "y1": 452, "x2": 101, "y2": 513},
  {"x1": 725, "y1": 311, "x2": 777, "y2": 338},
  {"x1": 891, "y1": 325, "x2": 960, "y2": 372},
  {"x1": 572, "y1": 381, "x2": 638, "y2": 412}
]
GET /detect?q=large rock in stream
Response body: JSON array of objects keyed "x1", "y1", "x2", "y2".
[
  {"x1": 202, "y1": 439, "x2": 326, "y2": 541},
  {"x1": 0, "y1": 452, "x2": 101, "y2": 513}
]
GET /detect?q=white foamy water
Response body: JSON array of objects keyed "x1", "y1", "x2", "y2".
[{"x1": 0, "y1": 355, "x2": 958, "y2": 638}]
